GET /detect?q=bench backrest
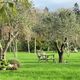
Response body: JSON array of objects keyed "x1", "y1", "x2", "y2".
[{"x1": 36, "y1": 50, "x2": 46, "y2": 56}]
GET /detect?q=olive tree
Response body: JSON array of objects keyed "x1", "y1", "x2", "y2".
[{"x1": 0, "y1": 0, "x2": 31, "y2": 60}]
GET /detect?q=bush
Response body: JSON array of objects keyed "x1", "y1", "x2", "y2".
[
  {"x1": 6, "y1": 64, "x2": 18, "y2": 70},
  {"x1": 0, "y1": 60, "x2": 8, "y2": 70},
  {"x1": 0, "y1": 60, "x2": 8, "y2": 66},
  {"x1": 8, "y1": 59, "x2": 20, "y2": 68},
  {"x1": 0, "y1": 59, "x2": 20, "y2": 70}
]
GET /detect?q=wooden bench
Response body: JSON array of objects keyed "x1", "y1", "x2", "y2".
[{"x1": 36, "y1": 50, "x2": 55, "y2": 62}]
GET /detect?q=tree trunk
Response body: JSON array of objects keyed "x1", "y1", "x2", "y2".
[
  {"x1": 12, "y1": 39, "x2": 17, "y2": 58},
  {"x1": 58, "y1": 51, "x2": 63, "y2": 63},
  {"x1": 0, "y1": 47, "x2": 3, "y2": 60},
  {"x1": 9, "y1": 43, "x2": 12, "y2": 53},
  {"x1": 27, "y1": 40, "x2": 30, "y2": 53},
  {"x1": 15, "y1": 39, "x2": 18, "y2": 57},
  {"x1": 47, "y1": 47, "x2": 50, "y2": 51},
  {"x1": 2, "y1": 32, "x2": 18, "y2": 60},
  {"x1": 34, "y1": 37, "x2": 36, "y2": 53},
  {"x1": 54, "y1": 42, "x2": 64, "y2": 63}
]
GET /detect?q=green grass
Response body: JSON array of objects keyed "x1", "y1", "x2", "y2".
[{"x1": 0, "y1": 52, "x2": 80, "y2": 80}]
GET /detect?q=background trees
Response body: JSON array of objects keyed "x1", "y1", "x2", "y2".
[{"x1": 0, "y1": 1, "x2": 80, "y2": 61}]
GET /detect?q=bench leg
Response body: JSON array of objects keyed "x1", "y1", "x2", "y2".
[{"x1": 53, "y1": 59, "x2": 55, "y2": 62}]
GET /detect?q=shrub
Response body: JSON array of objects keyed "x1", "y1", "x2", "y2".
[
  {"x1": 6, "y1": 64, "x2": 18, "y2": 70},
  {"x1": 8, "y1": 59, "x2": 20, "y2": 68},
  {"x1": 0, "y1": 60, "x2": 8, "y2": 70},
  {"x1": 0, "y1": 59, "x2": 20, "y2": 70}
]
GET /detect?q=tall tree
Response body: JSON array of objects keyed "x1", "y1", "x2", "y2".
[{"x1": 0, "y1": 0, "x2": 31, "y2": 60}]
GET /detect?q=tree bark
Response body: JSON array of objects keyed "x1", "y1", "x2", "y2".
[
  {"x1": 0, "y1": 46, "x2": 3, "y2": 60},
  {"x1": 54, "y1": 42, "x2": 64, "y2": 63},
  {"x1": 58, "y1": 51, "x2": 63, "y2": 63},
  {"x1": 15, "y1": 39, "x2": 18, "y2": 57},
  {"x1": 27, "y1": 40, "x2": 30, "y2": 53},
  {"x1": 2, "y1": 32, "x2": 19, "y2": 60},
  {"x1": 12, "y1": 39, "x2": 18, "y2": 58},
  {"x1": 47, "y1": 47, "x2": 50, "y2": 51},
  {"x1": 54, "y1": 38, "x2": 67, "y2": 63},
  {"x1": 34, "y1": 37, "x2": 36, "y2": 53}
]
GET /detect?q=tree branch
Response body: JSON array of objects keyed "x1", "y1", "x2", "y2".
[
  {"x1": 54, "y1": 41, "x2": 60, "y2": 53},
  {"x1": 3, "y1": 32, "x2": 19, "y2": 55}
]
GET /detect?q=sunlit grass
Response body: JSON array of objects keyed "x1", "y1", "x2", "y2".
[{"x1": 0, "y1": 52, "x2": 80, "y2": 80}]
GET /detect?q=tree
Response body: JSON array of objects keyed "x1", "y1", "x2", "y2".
[
  {"x1": 34, "y1": 8, "x2": 80, "y2": 62},
  {"x1": 74, "y1": 3, "x2": 80, "y2": 14},
  {"x1": 44, "y1": 7, "x2": 49, "y2": 13},
  {"x1": 54, "y1": 38, "x2": 68, "y2": 63},
  {"x1": 0, "y1": 0, "x2": 31, "y2": 60}
]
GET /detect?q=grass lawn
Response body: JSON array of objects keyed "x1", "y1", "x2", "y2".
[{"x1": 0, "y1": 52, "x2": 80, "y2": 80}]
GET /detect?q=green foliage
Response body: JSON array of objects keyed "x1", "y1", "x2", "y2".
[
  {"x1": 0, "y1": 60, "x2": 8, "y2": 70},
  {"x1": 0, "y1": 1, "x2": 80, "y2": 52},
  {"x1": 31, "y1": 8, "x2": 80, "y2": 51},
  {"x1": 0, "y1": 59, "x2": 20, "y2": 70},
  {"x1": 13, "y1": 7, "x2": 80, "y2": 52},
  {"x1": 0, "y1": 0, "x2": 31, "y2": 24}
]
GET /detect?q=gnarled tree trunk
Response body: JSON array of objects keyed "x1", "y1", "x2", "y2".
[
  {"x1": 27, "y1": 40, "x2": 30, "y2": 53},
  {"x1": 1, "y1": 32, "x2": 19, "y2": 60},
  {"x1": 34, "y1": 37, "x2": 36, "y2": 53},
  {"x1": 55, "y1": 43, "x2": 64, "y2": 63},
  {"x1": 54, "y1": 38, "x2": 67, "y2": 63}
]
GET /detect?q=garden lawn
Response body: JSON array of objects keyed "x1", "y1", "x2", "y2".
[{"x1": 0, "y1": 52, "x2": 80, "y2": 80}]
